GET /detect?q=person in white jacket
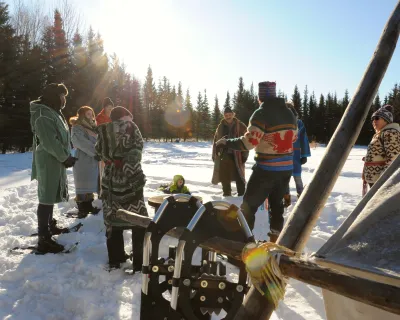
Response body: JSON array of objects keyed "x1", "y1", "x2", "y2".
[{"x1": 69, "y1": 106, "x2": 101, "y2": 217}]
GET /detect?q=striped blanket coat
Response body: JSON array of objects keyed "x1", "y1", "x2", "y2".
[{"x1": 95, "y1": 120, "x2": 148, "y2": 229}]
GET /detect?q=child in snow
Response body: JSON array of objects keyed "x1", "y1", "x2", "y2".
[{"x1": 160, "y1": 175, "x2": 191, "y2": 195}]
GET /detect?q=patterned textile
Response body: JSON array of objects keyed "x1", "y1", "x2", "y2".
[
  {"x1": 95, "y1": 120, "x2": 147, "y2": 229},
  {"x1": 212, "y1": 117, "x2": 248, "y2": 184},
  {"x1": 371, "y1": 104, "x2": 394, "y2": 124},
  {"x1": 258, "y1": 81, "x2": 276, "y2": 100},
  {"x1": 363, "y1": 123, "x2": 400, "y2": 184},
  {"x1": 226, "y1": 98, "x2": 297, "y2": 171}
]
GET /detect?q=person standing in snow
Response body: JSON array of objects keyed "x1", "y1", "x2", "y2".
[
  {"x1": 30, "y1": 83, "x2": 76, "y2": 253},
  {"x1": 96, "y1": 97, "x2": 114, "y2": 125},
  {"x1": 216, "y1": 81, "x2": 297, "y2": 242},
  {"x1": 212, "y1": 107, "x2": 248, "y2": 196},
  {"x1": 362, "y1": 104, "x2": 400, "y2": 195},
  {"x1": 283, "y1": 102, "x2": 311, "y2": 207},
  {"x1": 95, "y1": 106, "x2": 148, "y2": 270},
  {"x1": 69, "y1": 106, "x2": 101, "y2": 218}
]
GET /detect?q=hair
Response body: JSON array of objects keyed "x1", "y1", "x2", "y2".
[
  {"x1": 39, "y1": 83, "x2": 68, "y2": 110},
  {"x1": 110, "y1": 106, "x2": 133, "y2": 121},
  {"x1": 69, "y1": 106, "x2": 95, "y2": 125},
  {"x1": 102, "y1": 97, "x2": 114, "y2": 109},
  {"x1": 286, "y1": 101, "x2": 299, "y2": 118}
]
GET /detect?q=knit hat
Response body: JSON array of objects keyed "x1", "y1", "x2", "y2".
[
  {"x1": 371, "y1": 104, "x2": 393, "y2": 124},
  {"x1": 102, "y1": 97, "x2": 114, "y2": 109},
  {"x1": 224, "y1": 106, "x2": 233, "y2": 114},
  {"x1": 258, "y1": 81, "x2": 276, "y2": 100},
  {"x1": 110, "y1": 106, "x2": 133, "y2": 121}
]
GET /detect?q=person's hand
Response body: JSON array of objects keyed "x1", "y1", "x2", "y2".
[
  {"x1": 301, "y1": 157, "x2": 307, "y2": 165},
  {"x1": 216, "y1": 138, "x2": 227, "y2": 147},
  {"x1": 64, "y1": 155, "x2": 77, "y2": 168},
  {"x1": 94, "y1": 154, "x2": 101, "y2": 161}
]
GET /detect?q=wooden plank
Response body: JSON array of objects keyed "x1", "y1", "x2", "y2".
[
  {"x1": 116, "y1": 209, "x2": 400, "y2": 315},
  {"x1": 234, "y1": 2, "x2": 400, "y2": 319}
]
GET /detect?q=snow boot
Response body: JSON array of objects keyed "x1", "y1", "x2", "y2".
[
  {"x1": 76, "y1": 202, "x2": 89, "y2": 219},
  {"x1": 49, "y1": 218, "x2": 69, "y2": 235},
  {"x1": 268, "y1": 230, "x2": 280, "y2": 243},
  {"x1": 84, "y1": 201, "x2": 101, "y2": 215},
  {"x1": 283, "y1": 194, "x2": 291, "y2": 208},
  {"x1": 106, "y1": 228, "x2": 127, "y2": 269},
  {"x1": 37, "y1": 235, "x2": 65, "y2": 254}
]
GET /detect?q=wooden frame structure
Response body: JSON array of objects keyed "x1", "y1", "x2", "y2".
[{"x1": 117, "y1": 1, "x2": 400, "y2": 318}]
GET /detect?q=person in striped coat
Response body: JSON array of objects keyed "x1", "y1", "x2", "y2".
[{"x1": 216, "y1": 81, "x2": 297, "y2": 242}]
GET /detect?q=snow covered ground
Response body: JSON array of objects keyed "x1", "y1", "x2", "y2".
[{"x1": 0, "y1": 142, "x2": 366, "y2": 320}]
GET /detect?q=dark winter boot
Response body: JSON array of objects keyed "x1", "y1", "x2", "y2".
[
  {"x1": 106, "y1": 228, "x2": 128, "y2": 269},
  {"x1": 84, "y1": 201, "x2": 101, "y2": 215},
  {"x1": 77, "y1": 202, "x2": 89, "y2": 219},
  {"x1": 37, "y1": 235, "x2": 65, "y2": 254},
  {"x1": 49, "y1": 218, "x2": 69, "y2": 235},
  {"x1": 283, "y1": 194, "x2": 291, "y2": 208}
]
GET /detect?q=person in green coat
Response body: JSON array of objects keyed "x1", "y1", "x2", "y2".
[{"x1": 30, "y1": 83, "x2": 77, "y2": 253}]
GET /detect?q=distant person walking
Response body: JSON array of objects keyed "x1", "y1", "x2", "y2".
[
  {"x1": 216, "y1": 81, "x2": 297, "y2": 242},
  {"x1": 283, "y1": 102, "x2": 311, "y2": 207},
  {"x1": 362, "y1": 104, "x2": 400, "y2": 195},
  {"x1": 212, "y1": 107, "x2": 248, "y2": 196},
  {"x1": 30, "y1": 83, "x2": 76, "y2": 253},
  {"x1": 70, "y1": 106, "x2": 101, "y2": 218}
]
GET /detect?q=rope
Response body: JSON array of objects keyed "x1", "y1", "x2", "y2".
[{"x1": 242, "y1": 241, "x2": 297, "y2": 309}]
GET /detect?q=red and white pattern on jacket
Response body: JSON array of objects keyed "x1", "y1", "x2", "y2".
[{"x1": 363, "y1": 123, "x2": 400, "y2": 184}]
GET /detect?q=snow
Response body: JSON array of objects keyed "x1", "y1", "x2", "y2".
[{"x1": 0, "y1": 142, "x2": 367, "y2": 320}]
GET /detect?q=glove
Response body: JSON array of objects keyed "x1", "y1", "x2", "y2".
[
  {"x1": 215, "y1": 137, "x2": 227, "y2": 147},
  {"x1": 301, "y1": 157, "x2": 307, "y2": 165},
  {"x1": 64, "y1": 155, "x2": 77, "y2": 168},
  {"x1": 94, "y1": 154, "x2": 101, "y2": 161}
]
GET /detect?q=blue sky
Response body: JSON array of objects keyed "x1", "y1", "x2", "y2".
[{"x1": 6, "y1": 0, "x2": 400, "y2": 104}]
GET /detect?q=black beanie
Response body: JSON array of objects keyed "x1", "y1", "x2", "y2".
[
  {"x1": 224, "y1": 106, "x2": 233, "y2": 114},
  {"x1": 110, "y1": 106, "x2": 133, "y2": 121},
  {"x1": 102, "y1": 97, "x2": 114, "y2": 109}
]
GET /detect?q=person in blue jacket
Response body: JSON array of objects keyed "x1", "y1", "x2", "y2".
[{"x1": 283, "y1": 102, "x2": 311, "y2": 207}]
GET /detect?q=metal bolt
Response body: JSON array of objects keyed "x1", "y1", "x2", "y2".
[
  {"x1": 168, "y1": 265, "x2": 174, "y2": 272},
  {"x1": 200, "y1": 295, "x2": 206, "y2": 302},
  {"x1": 200, "y1": 280, "x2": 208, "y2": 288},
  {"x1": 152, "y1": 266, "x2": 159, "y2": 273},
  {"x1": 217, "y1": 297, "x2": 224, "y2": 303},
  {"x1": 183, "y1": 279, "x2": 191, "y2": 286},
  {"x1": 168, "y1": 280, "x2": 172, "y2": 285},
  {"x1": 218, "y1": 282, "x2": 226, "y2": 290},
  {"x1": 202, "y1": 260, "x2": 207, "y2": 265},
  {"x1": 192, "y1": 240, "x2": 196, "y2": 244},
  {"x1": 236, "y1": 285, "x2": 244, "y2": 292}
]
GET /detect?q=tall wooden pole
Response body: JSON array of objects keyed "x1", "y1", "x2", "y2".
[{"x1": 234, "y1": 2, "x2": 400, "y2": 319}]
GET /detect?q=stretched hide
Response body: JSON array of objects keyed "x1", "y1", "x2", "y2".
[{"x1": 315, "y1": 155, "x2": 400, "y2": 319}]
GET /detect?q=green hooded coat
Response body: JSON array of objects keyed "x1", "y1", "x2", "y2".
[{"x1": 30, "y1": 102, "x2": 71, "y2": 204}]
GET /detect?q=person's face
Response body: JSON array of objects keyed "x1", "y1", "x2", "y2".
[
  {"x1": 105, "y1": 105, "x2": 113, "y2": 116},
  {"x1": 85, "y1": 110, "x2": 94, "y2": 121},
  {"x1": 60, "y1": 94, "x2": 66, "y2": 109},
  {"x1": 177, "y1": 179, "x2": 184, "y2": 187},
  {"x1": 224, "y1": 112, "x2": 234, "y2": 123},
  {"x1": 372, "y1": 116, "x2": 387, "y2": 132}
]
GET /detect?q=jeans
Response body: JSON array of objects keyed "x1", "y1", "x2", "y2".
[
  {"x1": 241, "y1": 166, "x2": 291, "y2": 233},
  {"x1": 285, "y1": 175, "x2": 304, "y2": 195}
]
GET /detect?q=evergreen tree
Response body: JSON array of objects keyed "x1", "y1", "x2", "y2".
[
  {"x1": 308, "y1": 92, "x2": 317, "y2": 140},
  {"x1": 184, "y1": 89, "x2": 194, "y2": 141},
  {"x1": 142, "y1": 65, "x2": 156, "y2": 139},
  {"x1": 223, "y1": 91, "x2": 231, "y2": 110},
  {"x1": 341, "y1": 89, "x2": 350, "y2": 113},
  {"x1": 291, "y1": 85, "x2": 302, "y2": 117},
  {"x1": 194, "y1": 91, "x2": 203, "y2": 141},
  {"x1": 233, "y1": 77, "x2": 245, "y2": 118},
  {"x1": 212, "y1": 95, "x2": 222, "y2": 131},
  {"x1": 302, "y1": 85, "x2": 309, "y2": 124}
]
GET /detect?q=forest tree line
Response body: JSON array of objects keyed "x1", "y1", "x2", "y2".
[{"x1": 1, "y1": 1, "x2": 399, "y2": 153}]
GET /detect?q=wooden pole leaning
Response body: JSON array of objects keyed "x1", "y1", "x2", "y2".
[{"x1": 233, "y1": 2, "x2": 400, "y2": 319}]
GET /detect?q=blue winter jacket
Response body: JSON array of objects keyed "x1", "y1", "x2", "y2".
[{"x1": 293, "y1": 119, "x2": 311, "y2": 176}]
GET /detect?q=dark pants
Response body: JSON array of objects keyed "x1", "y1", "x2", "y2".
[
  {"x1": 220, "y1": 154, "x2": 245, "y2": 196},
  {"x1": 37, "y1": 204, "x2": 54, "y2": 236},
  {"x1": 241, "y1": 166, "x2": 291, "y2": 233},
  {"x1": 106, "y1": 226, "x2": 146, "y2": 268}
]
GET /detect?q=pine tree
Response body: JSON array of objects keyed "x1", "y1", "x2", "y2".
[
  {"x1": 202, "y1": 89, "x2": 211, "y2": 139},
  {"x1": 308, "y1": 92, "x2": 317, "y2": 140},
  {"x1": 223, "y1": 91, "x2": 231, "y2": 110},
  {"x1": 302, "y1": 85, "x2": 309, "y2": 124},
  {"x1": 291, "y1": 85, "x2": 302, "y2": 117},
  {"x1": 183, "y1": 89, "x2": 194, "y2": 141},
  {"x1": 142, "y1": 65, "x2": 156, "y2": 139},
  {"x1": 212, "y1": 95, "x2": 222, "y2": 132},
  {"x1": 341, "y1": 89, "x2": 350, "y2": 113},
  {"x1": 233, "y1": 77, "x2": 245, "y2": 119},
  {"x1": 195, "y1": 91, "x2": 203, "y2": 141}
]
